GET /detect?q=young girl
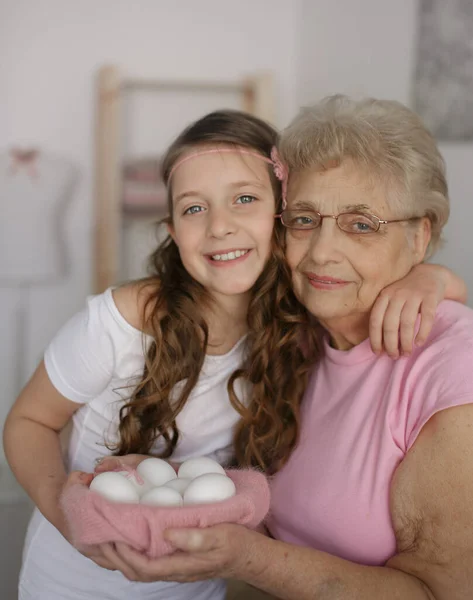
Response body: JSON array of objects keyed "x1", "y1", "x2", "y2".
[{"x1": 4, "y1": 109, "x2": 466, "y2": 600}]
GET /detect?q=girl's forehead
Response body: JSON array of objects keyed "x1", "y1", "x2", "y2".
[
  {"x1": 173, "y1": 151, "x2": 272, "y2": 190},
  {"x1": 180, "y1": 149, "x2": 268, "y2": 171}
]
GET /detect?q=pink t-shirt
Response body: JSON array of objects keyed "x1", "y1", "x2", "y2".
[{"x1": 267, "y1": 300, "x2": 473, "y2": 566}]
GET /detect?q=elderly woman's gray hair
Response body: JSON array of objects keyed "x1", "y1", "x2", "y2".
[{"x1": 279, "y1": 95, "x2": 450, "y2": 258}]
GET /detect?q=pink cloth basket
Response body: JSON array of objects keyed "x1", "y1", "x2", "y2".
[{"x1": 60, "y1": 469, "x2": 270, "y2": 558}]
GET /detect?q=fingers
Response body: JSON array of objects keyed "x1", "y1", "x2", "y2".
[
  {"x1": 371, "y1": 263, "x2": 447, "y2": 358},
  {"x1": 82, "y1": 544, "x2": 120, "y2": 571},
  {"x1": 110, "y1": 527, "x2": 234, "y2": 583},
  {"x1": 369, "y1": 292, "x2": 390, "y2": 355},
  {"x1": 114, "y1": 543, "x2": 164, "y2": 581},
  {"x1": 90, "y1": 555, "x2": 118, "y2": 571},
  {"x1": 99, "y1": 543, "x2": 140, "y2": 581},
  {"x1": 94, "y1": 454, "x2": 150, "y2": 474},
  {"x1": 94, "y1": 457, "x2": 122, "y2": 473},
  {"x1": 65, "y1": 471, "x2": 93, "y2": 489},
  {"x1": 398, "y1": 300, "x2": 421, "y2": 356},
  {"x1": 380, "y1": 297, "x2": 406, "y2": 359},
  {"x1": 114, "y1": 542, "x2": 211, "y2": 582},
  {"x1": 415, "y1": 300, "x2": 437, "y2": 346},
  {"x1": 371, "y1": 292, "x2": 429, "y2": 359},
  {"x1": 372, "y1": 296, "x2": 433, "y2": 358},
  {"x1": 164, "y1": 528, "x2": 217, "y2": 552}
]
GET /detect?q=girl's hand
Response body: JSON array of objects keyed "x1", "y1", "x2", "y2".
[
  {"x1": 94, "y1": 454, "x2": 149, "y2": 474},
  {"x1": 94, "y1": 454, "x2": 179, "y2": 474},
  {"x1": 369, "y1": 264, "x2": 464, "y2": 359},
  {"x1": 59, "y1": 470, "x2": 119, "y2": 571}
]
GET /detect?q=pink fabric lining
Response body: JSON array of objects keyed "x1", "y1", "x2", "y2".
[{"x1": 60, "y1": 469, "x2": 270, "y2": 558}]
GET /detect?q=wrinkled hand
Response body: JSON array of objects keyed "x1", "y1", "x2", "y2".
[
  {"x1": 59, "y1": 470, "x2": 119, "y2": 571},
  {"x1": 369, "y1": 264, "x2": 445, "y2": 358},
  {"x1": 99, "y1": 523, "x2": 254, "y2": 583}
]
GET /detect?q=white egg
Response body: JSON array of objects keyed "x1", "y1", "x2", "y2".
[
  {"x1": 136, "y1": 458, "x2": 177, "y2": 487},
  {"x1": 183, "y1": 473, "x2": 236, "y2": 505},
  {"x1": 116, "y1": 471, "x2": 154, "y2": 498},
  {"x1": 89, "y1": 472, "x2": 140, "y2": 504},
  {"x1": 140, "y1": 486, "x2": 183, "y2": 507},
  {"x1": 177, "y1": 457, "x2": 226, "y2": 480},
  {"x1": 163, "y1": 477, "x2": 192, "y2": 496}
]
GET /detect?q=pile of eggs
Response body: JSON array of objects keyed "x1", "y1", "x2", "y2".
[{"x1": 89, "y1": 457, "x2": 236, "y2": 507}]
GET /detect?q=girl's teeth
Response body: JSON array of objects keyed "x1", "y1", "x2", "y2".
[{"x1": 211, "y1": 250, "x2": 248, "y2": 261}]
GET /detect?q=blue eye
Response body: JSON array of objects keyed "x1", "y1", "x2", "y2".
[
  {"x1": 353, "y1": 221, "x2": 372, "y2": 232},
  {"x1": 183, "y1": 205, "x2": 205, "y2": 215},
  {"x1": 339, "y1": 213, "x2": 378, "y2": 234},
  {"x1": 235, "y1": 195, "x2": 257, "y2": 204},
  {"x1": 294, "y1": 215, "x2": 314, "y2": 226}
]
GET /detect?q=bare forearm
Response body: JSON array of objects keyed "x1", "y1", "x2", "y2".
[
  {"x1": 435, "y1": 264, "x2": 468, "y2": 303},
  {"x1": 4, "y1": 416, "x2": 67, "y2": 531},
  {"x1": 239, "y1": 534, "x2": 432, "y2": 600}
]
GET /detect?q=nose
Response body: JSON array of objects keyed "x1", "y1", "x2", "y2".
[
  {"x1": 307, "y1": 217, "x2": 342, "y2": 265},
  {"x1": 207, "y1": 206, "x2": 237, "y2": 239}
]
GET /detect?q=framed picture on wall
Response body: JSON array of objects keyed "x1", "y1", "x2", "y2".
[{"x1": 413, "y1": 0, "x2": 473, "y2": 141}]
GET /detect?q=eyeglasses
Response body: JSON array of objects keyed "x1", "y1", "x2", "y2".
[{"x1": 277, "y1": 210, "x2": 419, "y2": 234}]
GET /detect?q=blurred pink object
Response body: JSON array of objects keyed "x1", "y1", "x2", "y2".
[
  {"x1": 60, "y1": 469, "x2": 270, "y2": 558},
  {"x1": 9, "y1": 148, "x2": 40, "y2": 178},
  {"x1": 122, "y1": 181, "x2": 167, "y2": 211},
  {"x1": 122, "y1": 156, "x2": 167, "y2": 212},
  {"x1": 123, "y1": 157, "x2": 161, "y2": 183}
]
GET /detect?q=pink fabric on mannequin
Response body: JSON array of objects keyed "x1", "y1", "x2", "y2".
[{"x1": 60, "y1": 469, "x2": 270, "y2": 558}]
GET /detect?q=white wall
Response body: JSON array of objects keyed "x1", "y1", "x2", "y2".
[
  {"x1": 297, "y1": 0, "x2": 418, "y2": 104},
  {"x1": 297, "y1": 0, "x2": 473, "y2": 305},
  {"x1": 0, "y1": 0, "x2": 301, "y2": 434}
]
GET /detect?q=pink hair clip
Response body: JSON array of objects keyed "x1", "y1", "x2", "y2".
[
  {"x1": 168, "y1": 145, "x2": 289, "y2": 209},
  {"x1": 270, "y1": 147, "x2": 288, "y2": 209}
]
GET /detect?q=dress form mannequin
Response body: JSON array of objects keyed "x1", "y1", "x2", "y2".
[
  {"x1": 0, "y1": 149, "x2": 77, "y2": 469},
  {"x1": 0, "y1": 149, "x2": 77, "y2": 283}
]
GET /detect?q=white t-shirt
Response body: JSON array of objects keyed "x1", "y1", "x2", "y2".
[
  {"x1": 19, "y1": 289, "x2": 249, "y2": 600},
  {"x1": 0, "y1": 151, "x2": 77, "y2": 284}
]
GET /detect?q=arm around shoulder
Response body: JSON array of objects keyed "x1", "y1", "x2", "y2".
[{"x1": 434, "y1": 263, "x2": 468, "y2": 304}]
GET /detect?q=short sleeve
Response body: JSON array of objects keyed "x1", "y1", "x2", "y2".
[
  {"x1": 44, "y1": 292, "x2": 118, "y2": 403},
  {"x1": 404, "y1": 339, "x2": 473, "y2": 451}
]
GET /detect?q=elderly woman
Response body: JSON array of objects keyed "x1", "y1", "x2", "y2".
[{"x1": 87, "y1": 97, "x2": 473, "y2": 599}]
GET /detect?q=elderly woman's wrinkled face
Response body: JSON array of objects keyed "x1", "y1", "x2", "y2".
[{"x1": 285, "y1": 161, "x2": 430, "y2": 326}]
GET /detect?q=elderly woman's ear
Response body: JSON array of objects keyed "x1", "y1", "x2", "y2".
[{"x1": 413, "y1": 217, "x2": 432, "y2": 264}]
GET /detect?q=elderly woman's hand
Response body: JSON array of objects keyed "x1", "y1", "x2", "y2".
[
  {"x1": 369, "y1": 263, "x2": 465, "y2": 359},
  {"x1": 98, "y1": 523, "x2": 257, "y2": 583}
]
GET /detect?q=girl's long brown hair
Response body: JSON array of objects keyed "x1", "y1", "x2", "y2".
[{"x1": 111, "y1": 110, "x2": 319, "y2": 473}]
